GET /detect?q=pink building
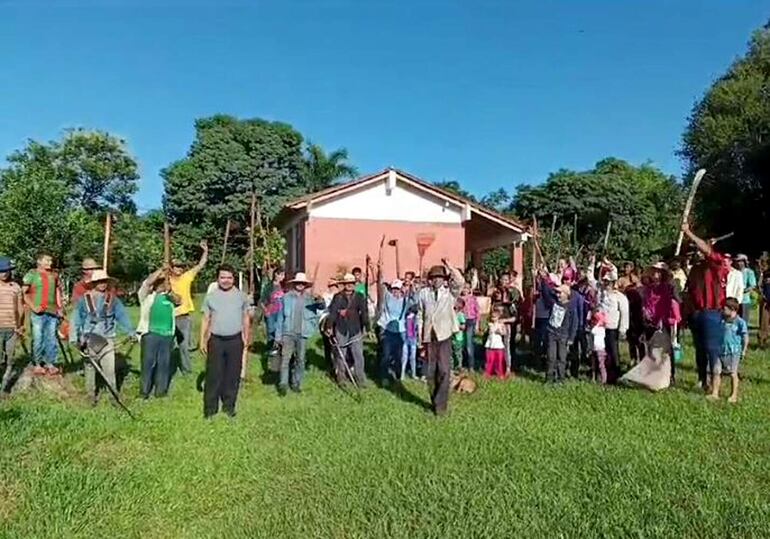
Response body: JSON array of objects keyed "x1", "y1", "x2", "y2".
[{"x1": 275, "y1": 168, "x2": 528, "y2": 288}]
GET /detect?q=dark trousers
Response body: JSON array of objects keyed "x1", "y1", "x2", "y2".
[
  {"x1": 204, "y1": 334, "x2": 243, "y2": 417},
  {"x1": 568, "y1": 329, "x2": 589, "y2": 378},
  {"x1": 425, "y1": 339, "x2": 451, "y2": 414},
  {"x1": 380, "y1": 331, "x2": 404, "y2": 381},
  {"x1": 627, "y1": 328, "x2": 645, "y2": 364},
  {"x1": 547, "y1": 337, "x2": 568, "y2": 382},
  {"x1": 534, "y1": 318, "x2": 549, "y2": 364},
  {"x1": 140, "y1": 332, "x2": 173, "y2": 397},
  {"x1": 334, "y1": 333, "x2": 366, "y2": 385},
  {"x1": 605, "y1": 329, "x2": 621, "y2": 384},
  {"x1": 508, "y1": 323, "x2": 518, "y2": 371},
  {"x1": 691, "y1": 310, "x2": 723, "y2": 386}
]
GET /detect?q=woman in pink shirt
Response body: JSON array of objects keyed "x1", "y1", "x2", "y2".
[
  {"x1": 460, "y1": 283, "x2": 480, "y2": 370},
  {"x1": 642, "y1": 262, "x2": 682, "y2": 382}
]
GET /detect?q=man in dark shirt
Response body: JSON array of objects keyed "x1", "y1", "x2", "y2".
[{"x1": 327, "y1": 273, "x2": 369, "y2": 386}]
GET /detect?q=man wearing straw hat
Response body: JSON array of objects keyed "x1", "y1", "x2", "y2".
[
  {"x1": 275, "y1": 271, "x2": 325, "y2": 396},
  {"x1": 327, "y1": 273, "x2": 369, "y2": 388},
  {"x1": 417, "y1": 259, "x2": 464, "y2": 416},
  {"x1": 71, "y1": 258, "x2": 101, "y2": 309},
  {"x1": 70, "y1": 269, "x2": 136, "y2": 405}
]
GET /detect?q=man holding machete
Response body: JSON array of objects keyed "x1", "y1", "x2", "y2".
[
  {"x1": 70, "y1": 269, "x2": 136, "y2": 406},
  {"x1": 682, "y1": 222, "x2": 730, "y2": 391}
]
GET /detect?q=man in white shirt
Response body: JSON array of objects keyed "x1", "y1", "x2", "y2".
[{"x1": 725, "y1": 254, "x2": 745, "y2": 304}]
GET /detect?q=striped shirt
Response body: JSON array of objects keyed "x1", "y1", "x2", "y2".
[{"x1": 0, "y1": 282, "x2": 21, "y2": 329}]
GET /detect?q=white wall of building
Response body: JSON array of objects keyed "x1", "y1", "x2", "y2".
[{"x1": 309, "y1": 179, "x2": 462, "y2": 224}]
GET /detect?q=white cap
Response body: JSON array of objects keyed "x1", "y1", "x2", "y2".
[{"x1": 390, "y1": 279, "x2": 404, "y2": 289}]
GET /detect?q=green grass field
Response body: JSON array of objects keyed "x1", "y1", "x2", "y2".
[{"x1": 2, "y1": 305, "x2": 770, "y2": 538}]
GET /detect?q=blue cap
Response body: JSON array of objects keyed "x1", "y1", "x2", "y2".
[{"x1": 0, "y1": 257, "x2": 15, "y2": 272}]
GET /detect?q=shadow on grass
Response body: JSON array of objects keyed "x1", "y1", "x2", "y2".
[{"x1": 382, "y1": 377, "x2": 432, "y2": 412}]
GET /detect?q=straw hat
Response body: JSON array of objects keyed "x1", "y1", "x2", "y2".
[
  {"x1": 81, "y1": 258, "x2": 100, "y2": 270},
  {"x1": 288, "y1": 272, "x2": 313, "y2": 285},
  {"x1": 338, "y1": 273, "x2": 356, "y2": 284},
  {"x1": 90, "y1": 269, "x2": 113, "y2": 283},
  {"x1": 427, "y1": 265, "x2": 447, "y2": 279}
]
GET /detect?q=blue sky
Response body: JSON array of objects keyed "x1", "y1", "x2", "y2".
[{"x1": 1, "y1": 1, "x2": 767, "y2": 211}]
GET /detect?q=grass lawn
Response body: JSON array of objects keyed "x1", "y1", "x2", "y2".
[{"x1": 2, "y1": 305, "x2": 770, "y2": 538}]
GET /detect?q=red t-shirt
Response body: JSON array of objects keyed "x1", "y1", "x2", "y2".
[
  {"x1": 71, "y1": 279, "x2": 89, "y2": 309},
  {"x1": 687, "y1": 251, "x2": 729, "y2": 311}
]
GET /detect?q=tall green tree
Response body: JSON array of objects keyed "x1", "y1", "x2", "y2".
[
  {"x1": 304, "y1": 143, "x2": 358, "y2": 193},
  {"x1": 0, "y1": 130, "x2": 140, "y2": 278},
  {"x1": 680, "y1": 24, "x2": 770, "y2": 255},
  {"x1": 513, "y1": 158, "x2": 683, "y2": 265},
  {"x1": 162, "y1": 115, "x2": 307, "y2": 276}
]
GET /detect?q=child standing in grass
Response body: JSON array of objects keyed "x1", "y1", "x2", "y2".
[
  {"x1": 401, "y1": 305, "x2": 419, "y2": 380},
  {"x1": 452, "y1": 298, "x2": 467, "y2": 372},
  {"x1": 709, "y1": 297, "x2": 748, "y2": 403},
  {"x1": 589, "y1": 310, "x2": 607, "y2": 383},
  {"x1": 484, "y1": 308, "x2": 508, "y2": 379}
]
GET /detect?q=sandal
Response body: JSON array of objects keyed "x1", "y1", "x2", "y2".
[
  {"x1": 32, "y1": 365, "x2": 46, "y2": 376},
  {"x1": 45, "y1": 366, "x2": 61, "y2": 376}
]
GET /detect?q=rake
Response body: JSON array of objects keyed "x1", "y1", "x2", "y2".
[{"x1": 416, "y1": 233, "x2": 436, "y2": 278}]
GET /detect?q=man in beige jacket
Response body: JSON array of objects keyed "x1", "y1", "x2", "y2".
[{"x1": 418, "y1": 259, "x2": 464, "y2": 416}]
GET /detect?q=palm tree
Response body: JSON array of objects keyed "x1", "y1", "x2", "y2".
[{"x1": 304, "y1": 143, "x2": 359, "y2": 193}]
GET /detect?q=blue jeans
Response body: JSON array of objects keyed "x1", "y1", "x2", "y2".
[
  {"x1": 380, "y1": 331, "x2": 404, "y2": 381},
  {"x1": 31, "y1": 313, "x2": 58, "y2": 366},
  {"x1": 464, "y1": 319, "x2": 477, "y2": 370},
  {"x1": 265, "y1": 311, "x2": 279, "y2": 346},
  {"x1": 280, "y1": 335, "x2": 307, "y2": 389},
  {"x1": 691, "y1": 310, "x2": 723, "y2": 386},
  {"x1": 402, "y1": 339, "x2": 417, "y2": 378}
]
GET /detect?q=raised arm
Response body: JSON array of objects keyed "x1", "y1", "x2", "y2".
[
  {"x1": 682, "y1": 223, "x2": 712, "y2": 256},
  {"x1": 443, "y1": 259, "x2": 465, "y2": 297},
  {"x1": 191, "y1": 240, "x2": 209, "y2": 274},
  {"x1": 138, "y1": 267, "x2": 165, "y2": 303}
]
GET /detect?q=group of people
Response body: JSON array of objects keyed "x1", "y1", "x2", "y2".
[
  {"x1": 0, "y1": 220, "x2": 763, "y2": 418},
  {"x1": 262, "y1": 222, "x2": 760, "y2": 414}
]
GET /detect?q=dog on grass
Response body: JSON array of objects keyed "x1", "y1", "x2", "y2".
[{"x1": 451, "y1": 373, "x2": 477, "y2": 394}]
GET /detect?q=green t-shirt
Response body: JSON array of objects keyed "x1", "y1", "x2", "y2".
[
  {"x1": 454, "y1": 312, "x2": 466, "y2": 344},
  {"x1": 23, "y1": 269, "x2": 58, "y2": 314},
  {"x1": 148, "y1": 293, "x2": 176, "y2": 337},
  {"x1": 355, "y1": 282, "x2": 366, "y2": 296}
]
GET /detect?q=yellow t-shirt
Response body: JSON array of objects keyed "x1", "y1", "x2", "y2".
[{"x1": 171, "y1": 270, "x2": 198, "y2": 316}]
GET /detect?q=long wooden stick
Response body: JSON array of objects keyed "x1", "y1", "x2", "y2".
[
  {"x1": 102, "y1": 213, "x2": 112, "y2": 272},
  {"x1": 249, "y1": 193, "x2": 256, "y2": 296},
  {"x1": 163, "y1": 223, "x2": 171, "y2": 277},
  {"x1": 394, "y1": 241, "x2": 401, "y2": 278},
  {"x1": 675, "y1": 168, "x2": 706, "y2": 256},
  {"x1": 573, "y1": 213, "x2": 578, "y2": 252},
  {"x1": 549, "y1": 214, "x2": 558, "y2": 242},
  {"x1": 221, "y1": 219, "x2": 231, "y2": 265},
  {"x1": 711, "y1": 231, "x2": 734, "y2": 244},
  {"x1": 602, "y1": 220, "x2": 612, "y2": 252}
]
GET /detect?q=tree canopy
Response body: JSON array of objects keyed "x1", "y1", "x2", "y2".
[
  {"x1": 0, "y1": 130, "x2": 148, "y2": 282},
  {"x1": 680, "y1": 24, "x2": 770, "y2": 256},
  {"x1": 162, "y1": 115, "x2": 311, "y2": 277},
  {"x1": 512, "y1": 158, "x2": 683, "y2": 265}
]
